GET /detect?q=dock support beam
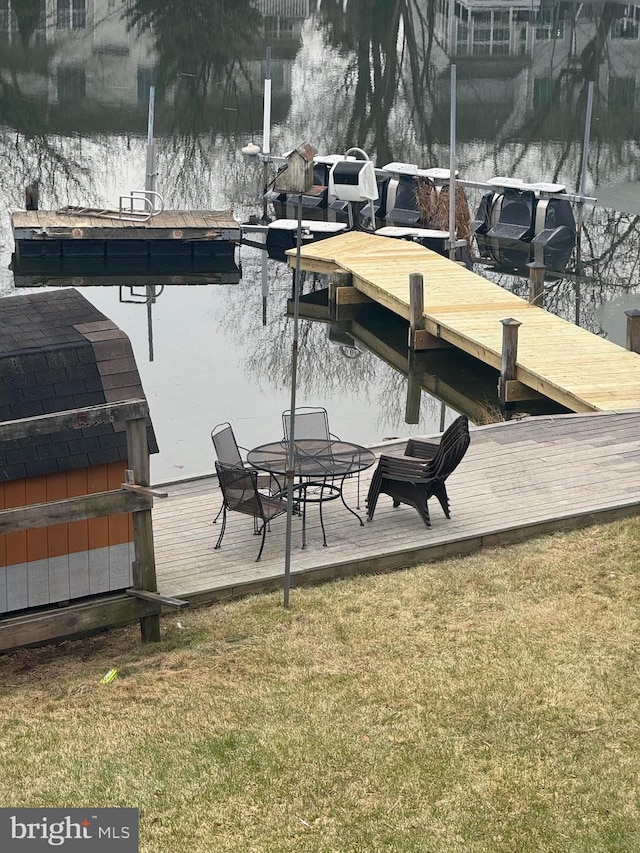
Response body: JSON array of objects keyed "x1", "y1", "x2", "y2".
[
  {"x1": 625, "y1": 309, "x2": 640, "y2": 354},
  {"x1": 528, "y1": 261, "x2": 545, "y2": 307},
  {"x1": 409, "y1": 272, "x2": 425, "y2": 349},
  {"x1": 499, "y1": 317, "x2": 522, "y2": 408}
]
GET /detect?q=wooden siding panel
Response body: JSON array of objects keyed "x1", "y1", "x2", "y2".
[
  {"x1": 0, "y1": 483, "x2": 5, "y2": 569},
  {"x1": 25, "y1": 475, "x2": 48, "y2": 562},
  {"x1": 4, "y1": 480, "x2": 27, "y2": 566},
  {"x1": 46, "y1": 472, "x2": 69, "y2": 559},
  {"x1": 107, "y1": 461, "x2": 131, "y2": 546},
  {"x1": 66, "y1": 468, "x2": 89, "y2": 554}
]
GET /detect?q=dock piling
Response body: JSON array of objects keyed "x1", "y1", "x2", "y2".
[
  {"x1": 625, "y1": 309, "x2": 640, "y2": 354},
  {"x1": 527, "y1": 261, "x2": 545, "y2": 307},
  {"x1": 409, "y1": 272, "x2": 425, "y2": 349},
  {"x1": 499, "y1": 318, "x2": 522, "y2": 408}
]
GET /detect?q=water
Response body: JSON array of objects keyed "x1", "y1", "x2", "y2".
[{"x1": 1, "y1": 0, "x2": 639, "y2": 482}]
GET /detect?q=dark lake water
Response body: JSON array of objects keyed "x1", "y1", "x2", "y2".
[{"x1": 1, "y1": 0, "x2": 639, "y2": 481}]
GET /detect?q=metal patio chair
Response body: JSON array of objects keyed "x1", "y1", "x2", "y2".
[
  {"x1": 366, "y1": 418, "x2": 470, "y2": 527},
  {"x1": 282, "y1": 407, "x2": 363, "y2": 507},
  {"x1": 214, "y1": 462, "x2": 288, "y2": 562},
  {"x1": 211, "y1": 422, "x2": 280, "y2": 523},
  {"x1": 282, "y1": 406, "x2": 339, "y2": 443}
]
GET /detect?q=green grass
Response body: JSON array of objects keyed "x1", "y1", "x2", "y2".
[{"x1": 1, "y1": 518, "x2": 640, "y2": 852}]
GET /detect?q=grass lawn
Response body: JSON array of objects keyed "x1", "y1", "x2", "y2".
[{"x1": 1, "y1": 518, "x2": 639, "y2": 852}]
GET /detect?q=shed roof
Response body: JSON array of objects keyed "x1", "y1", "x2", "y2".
[{"x1": 0, "y1": 289, "x2": 158, "y2": 481}]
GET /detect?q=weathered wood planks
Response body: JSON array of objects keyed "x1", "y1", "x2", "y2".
[{"x1": 152, "y1": 411, "x2": 640, "y2": 605}]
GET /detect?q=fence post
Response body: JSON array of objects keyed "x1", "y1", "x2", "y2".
[
  {"x1": 625, "y1": 309, "x2": 640, "y2": 354},
  {"x1": 499, "y1": 318, "x2": 522, "y2": 407},
  {"x1": 126, "y1": 416, "x2": 160, "y2": 642}
]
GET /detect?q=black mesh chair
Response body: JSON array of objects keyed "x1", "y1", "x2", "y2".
[
  {"x1": 214, "y1": 462, "x2": 288, "y2": 561},
  {"x1": 366, "y1": 418, "x2": 470, "y2": 527},
  {"x1": 282, "y1": 407, "x2": 364, "y2": 507},
  {"x1": 211, "y1": 422, "x2": 280, "y2": 522},
  {"x1": 282, "y1": 406, "x2": 338, "y2": 442}
]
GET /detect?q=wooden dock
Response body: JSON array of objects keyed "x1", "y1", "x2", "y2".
[
  {"x1": 286, "y1": 232, "x2": 640, "y2": 413},
  {"x1": 11, "y1": 209, "x2": 240, "y2": 261},
  {"x1": 152, "y1": 412, "x2": 640, "y2": 604}
]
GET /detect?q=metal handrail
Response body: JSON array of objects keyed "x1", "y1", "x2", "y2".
[{"x1": 56, "y1": 191, "x2": 165, "y2": 224}]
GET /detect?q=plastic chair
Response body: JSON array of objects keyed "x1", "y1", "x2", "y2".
[{"x1": 214, "y1": 462, "x2": 288, "y2": 562}]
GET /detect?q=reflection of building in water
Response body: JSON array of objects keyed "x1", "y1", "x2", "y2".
[
  {"x1": 0, "y1": 0, "x2": 310, "y2": 122},
  {"x1": 0, "y1": 0, "x2": 156, "y2": 106},
  {"x1": 420, "y1": 0, "x2": 640, "y2": 140},
  {"x1": 253, "y1": 0, "x2": 309, "y2": 44}
]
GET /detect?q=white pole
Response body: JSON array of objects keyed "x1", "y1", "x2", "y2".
[
  {"x1": 448, "y1": 64, "x2": 457, "y2": 260},
  {"x1": 145, "y1": 85, "x2": 156, "y2": 212},
  {"x1": 262, "y1": 47, "x2": 272, "y2": 159},
  {"x1": 262, "y1": 47, "x2": 272, "y2": 221}
]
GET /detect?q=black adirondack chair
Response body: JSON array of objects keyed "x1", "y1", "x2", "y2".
[
  {"x1": 366, "y1": 417, "x2": 470, "y2": 527},
  {"x1": 214, "y1": 462, "x2": 288, "y2": 561}
]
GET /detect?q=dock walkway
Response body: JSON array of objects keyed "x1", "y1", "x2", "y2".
[
  {"x1": 153, "y1": 412, "x2": 640, "y2": 604},
  {"x1": 286, "y1": 231, "x2": 640, "y2": 413}
]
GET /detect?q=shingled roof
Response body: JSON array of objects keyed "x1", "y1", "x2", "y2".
[{"x1": 0, "y1": 288, "x2": 158, "y2": 481}]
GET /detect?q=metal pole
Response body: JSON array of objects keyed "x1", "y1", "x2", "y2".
[
  {"x1": 145, "y1": 85, "x2": 156, "y2": 212},
  {"x1": 262, "y1": 47, "x2": 272, "y2": 222},
  {"x1": 576, "y1": 80, "x2": 594, "y2": 271},
  {"x1": 283, "y1": 192, "x2": 303, "y2": 609},
  {"x1": 448, "y1": 64, "x2": 457, "y2": 261},
  {"x1": 261, "y1": 234, "x2": 269, "y2": 326}
]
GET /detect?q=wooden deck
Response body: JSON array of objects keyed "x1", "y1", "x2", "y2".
[
  {"x1": 286, "y1": 231, "x2": 640, "y2": 413},
  {"x1": 153, "y1": 411, "x2": 640, "y2": 604}
]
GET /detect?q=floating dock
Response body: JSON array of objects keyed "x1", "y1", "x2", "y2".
[
  {"x1": 287, "y1": 231, "x2": 640, "y2": 413},
  {"x1": 11, "y1": 209, "x2": 241, "y2": 264}
]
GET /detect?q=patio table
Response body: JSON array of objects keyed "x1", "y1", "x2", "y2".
[{"x1": 247, "y1": 439, "x2": 376, "y2": 547}]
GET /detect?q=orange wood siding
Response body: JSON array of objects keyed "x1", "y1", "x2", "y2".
[
  {"x1": 0, "y1": 462, "x2": 134, "y2": 567},
  {"x1": 25, "y1": 476, "x2": 48, "y2": 562},
  {"x1": 107, "y1": 461, "x2": 131, "y2": 546},
  {"x1": 87, "y1": 464, "x2": 111, "y2": 552},
  {"x1": 4, "y1": 480, "x2": 27, "y2": 566},
  {"x1": 0, "y1": 484, "x2": 5, "y2": 569},
  {"x1": 66, "y1": 468, "x2": 89, "y2": 555}
]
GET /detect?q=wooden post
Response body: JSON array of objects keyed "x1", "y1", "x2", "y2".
[
  {"x1": 625, "y1": 309, "x2": 640, "y2": 354},
  {"x1": 409, "y1": 272, "x2": 425, "y2": 349},
  {"x1": 25, "y1": 181, "x2": 39, "y2": 211},
  {"x1": 126, "y1": 416, "x2": 160, "y2": 642},
  {"x1": 527, "y1": 261, "x2": 545, "y2": 307},
  {"x1": 405, "y1": 349, "x2": 422, "y2": 424},
  {"x1": 329, "y1": 271, "x2": 353, "y2": 319},
  {"x1": 499, "y1": 318, "x2": 521, "y2": 407}
]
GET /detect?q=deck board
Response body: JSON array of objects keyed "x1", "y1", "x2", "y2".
[
  {"x1": 11, "y1": 209, "x2": 241, "y2": 241},
  {"x1": 152, "y1": 412, "x2": 640, "y2": 604},
  {"x1": 286, "y1": 232, "x2": 640, "y2": 413}
]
